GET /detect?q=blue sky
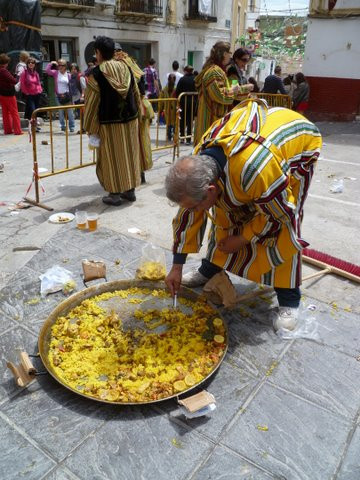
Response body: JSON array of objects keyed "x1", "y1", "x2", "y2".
[{"x1": 261, "y1": 0, "x2": 309, "y2": 15}]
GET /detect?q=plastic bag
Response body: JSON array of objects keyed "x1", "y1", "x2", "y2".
[
  {"x1": 39, "y1": 265, "x2": 76, "y2": 297},
  {"x1": 135, "y1": 244, "x2": 166, "y2": 281},
  {"x1": 88, "y1": 134, "x2": 100, "y2": 150},
  {"x1": 276, "y1": 301, "x2": 320, "y2": 340},
  {"x1": 330, "y1": 178, "x2": 344, "y2": 193}
]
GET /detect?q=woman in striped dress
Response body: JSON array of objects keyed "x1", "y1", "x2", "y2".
[
  {"x1": 193, "y1": 41, "x2": 253, "y2": 145},
  {"x1": 84, "y1": 36, "x2": 141, "y2": 206},
  {"x1": 165, "y1": 99, "x2": 322, "y2": 330}
]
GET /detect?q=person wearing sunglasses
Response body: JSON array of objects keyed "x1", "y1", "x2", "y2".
[
  {"x1": 227, "y1": 48, "x2": 251, "y2": 86},
  {"x1": 19, "y1": 57, "x2": 43, "y2": 130},
  {"x1": 46, "y1": 59, "x2": 75, "y2": 132}
]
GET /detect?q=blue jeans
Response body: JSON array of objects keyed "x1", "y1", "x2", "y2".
[
  {"x1": 198, "y1": 259, "x2": 301, "y2": 308},
  {"x1": 56, "y1": 97, "x2": 75, "y2": 131},
  {"x1": 24, "y1": 94, "x2": 40, "y2": 120}
]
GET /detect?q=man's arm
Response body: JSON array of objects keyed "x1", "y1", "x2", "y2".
[{"x1": 45, "y1": 62, "x2": 57, "y2": 78}]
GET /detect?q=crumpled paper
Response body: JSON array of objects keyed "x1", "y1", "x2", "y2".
[{"x1": 203, "y1": 271, "x2": 238, "y2": 308}]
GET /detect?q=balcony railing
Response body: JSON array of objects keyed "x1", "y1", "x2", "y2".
[
  {"x1": 41, "y1": 0, "x2": 95, "y2": 8},
  {"x1": 116, "y1": 0, "x2": 163, "y2": 16},
  {"x1": 186, "y1": 1, "x2": 217, "y2": 22}
]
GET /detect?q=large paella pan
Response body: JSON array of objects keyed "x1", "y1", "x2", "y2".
[{"x1": 38, "y1": 280, "x2": 228, "y2": 405}]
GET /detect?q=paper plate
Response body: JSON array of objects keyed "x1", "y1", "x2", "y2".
[{"x1": 49, "y1": 212, "x2": 74, "y2": 224}]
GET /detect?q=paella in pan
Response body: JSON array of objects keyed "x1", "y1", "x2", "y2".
[{"x1": 39, "y1": 280, "x2": 228, "y2": 404}]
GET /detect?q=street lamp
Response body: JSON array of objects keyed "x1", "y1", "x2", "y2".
[{"x1": 255, "y1": 18, "x2": 260, "y2": 30}]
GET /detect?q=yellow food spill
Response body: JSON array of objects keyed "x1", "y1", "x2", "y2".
[
  {"x1": 136, "y1": 261, "x2": 166, "y2": 280},
  {"x1": 171, "y1": 438, "x2": 184, "y2": 448},
  {"x1": 48, "y1": 287, "x2": 226, "y2": 403},
  {"x1": 63, "y1": 280, "x2": 76, "y2": 295},
  {"x1": 26, "y1": 297, "x2": 41, "y2": 305},
  {"x1": 257, "y1": 425, "x2": 269, "y2": 431},
  {"x1": 265, "y1": 361, "x2": 278, "y2": 377}
]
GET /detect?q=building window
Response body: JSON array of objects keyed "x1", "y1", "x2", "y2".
[
  {"x1": 188, "y1": 0, "x2": 217, "y2": 21},
  {"x1": 249, "y1": 0, "x2": 255, "y2": 13}
]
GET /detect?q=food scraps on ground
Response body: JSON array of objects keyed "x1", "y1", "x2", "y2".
[{"x1": 48, "y1": 287, "x2": 226, "y2": 403}]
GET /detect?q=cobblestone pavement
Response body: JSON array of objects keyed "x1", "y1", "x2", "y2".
[
  {"x1": 0, "y1": 225, "x2": 359, "y2": 480},
  {"x1": 0, "y1": 119, "x2": 360, "y2": 479}
]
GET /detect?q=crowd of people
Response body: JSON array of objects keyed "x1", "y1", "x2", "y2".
[
  {"x1": 262, "y1": 65, "x2": 310, "y2": 114},
  {"x1": 1, "y1": 42, "x2": 310, "y2": 141}
]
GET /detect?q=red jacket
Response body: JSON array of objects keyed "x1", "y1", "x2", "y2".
[{"x1": 0, "y1": 66, "x2": 16, "y2": 96}]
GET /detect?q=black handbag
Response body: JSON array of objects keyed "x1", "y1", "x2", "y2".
[{"x1": 57, "y1": 92, "x2": 71, "y2": 105}]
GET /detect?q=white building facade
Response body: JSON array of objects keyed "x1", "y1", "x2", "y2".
[
  {"x1": 40, "y1": 0, "x2": 234, "y2": 80},
  {"x1": 303, "y1": 0, "x2": 360, "y2": 120}
]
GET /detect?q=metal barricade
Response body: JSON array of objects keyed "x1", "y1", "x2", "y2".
[
  {"x1": 175, "y1": 92, "x2": 198, "y2": 159},
  {"x1": 26, "y1": 93, "x2": 291, "y2": 210},
  {"x1": 173, "y1": 92, "x2": 291, "y2": 159},
  {"x1": 148, "y1": 97, "x2": 178, "y2": 152},
  {"x1": 26, "y1": 99, "x2": 180, "y2": 210},
  {"x1": 241, "y1": 92, "x2": 292, "y2": 109},
  {"x1": 25, "y1": 104, "x2": 95, "y2": 210}
]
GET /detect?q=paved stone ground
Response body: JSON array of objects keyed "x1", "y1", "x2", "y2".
[
  {"x1": 0, "y1": 225, "x2": 360, "y2": 480},
  {"x1": 1, "y1": 117, "x2": 360, "y2": 479}
]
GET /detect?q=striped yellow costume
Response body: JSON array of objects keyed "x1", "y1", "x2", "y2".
[
  {"x1": 194, "y1": 64, "x2": 250, "y2": 146},
  {"x1": 114, "y1": 51, "x2": 153, "y2": 173},
  {"x1": 139, "y1": 97, "x2": 154, "y2": 172},
  {"x1": 84, "y1": 59, "x2": 141, "y2": 194},
  {"x1": 172, "y1": 100, "x2": 322, "y2": 288}
]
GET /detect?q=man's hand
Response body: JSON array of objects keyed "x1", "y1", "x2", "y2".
[
  {"x1": 218, "y1": 235, "x2": 249, "y2": 253},
  {"x1": 165, "y1": 264, "x2": 183, "y2": 296}
]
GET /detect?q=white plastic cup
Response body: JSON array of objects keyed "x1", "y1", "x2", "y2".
[{"x1": 75, "y1": 210, "x2": 87, "y2": 230}]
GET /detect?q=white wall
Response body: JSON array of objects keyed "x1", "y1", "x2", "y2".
[{"x1": 303, "y1": 17, "x2": 360, "y2": 79}]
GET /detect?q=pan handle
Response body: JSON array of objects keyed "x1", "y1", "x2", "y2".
[
  {"x1": 81, "y1": 274, "x2": 108, "y2": 288},
  {"x1": 28, "y1": 353, "x2": 48, "y2": 376}
]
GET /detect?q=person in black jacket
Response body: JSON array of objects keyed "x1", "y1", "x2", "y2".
[
  {"x1": 262, "y1": 65, "x2": 286, "y2": 94},
  {"x1": 175, "y1": 65, "x2": 197, "y2": 144}
]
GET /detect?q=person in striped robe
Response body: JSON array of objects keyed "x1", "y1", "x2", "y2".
[
  {"x1": 165, "y1": 99, "x2": 322, "y2": 330},
  {"x1": 194, "y1": 41, "x2": 253, "y2": 146},
  {"x1": 84, "y1": 36, "x2": 141, "y2": 206}
]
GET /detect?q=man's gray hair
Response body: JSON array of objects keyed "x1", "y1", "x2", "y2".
[{"x1": 165, "y1": 154, "x2": 219, "y2": 203}]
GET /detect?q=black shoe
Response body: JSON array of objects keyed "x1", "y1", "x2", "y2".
[
  {"x1": 102, "y1": 193, "x2": 122, "y2": 206},
  {"x1": 141, "y1": 172, "x2": 146, "y2": 184},
  {"x1": 119, "y1": 189, "x2": 136, "y2": 202}
]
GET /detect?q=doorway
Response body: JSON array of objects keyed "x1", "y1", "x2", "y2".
[{"x1": 119, "y1": 42, "x2": 151, "y2": 70}]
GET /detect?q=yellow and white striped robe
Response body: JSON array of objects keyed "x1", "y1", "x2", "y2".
[
  {"x1": 172, "y1": 99, "x2": 322, "y2": 288},
  {"x1": 84, "y1": 59, "x2": 141, "y2": 194}
]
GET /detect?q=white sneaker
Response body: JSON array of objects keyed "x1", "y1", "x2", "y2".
[
  {"x1": 273, "y1": 307, "x2": 298, "y2": 332},
  {"x1": 182, "y1": 269, "x2": 208, "y2": 287}
]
